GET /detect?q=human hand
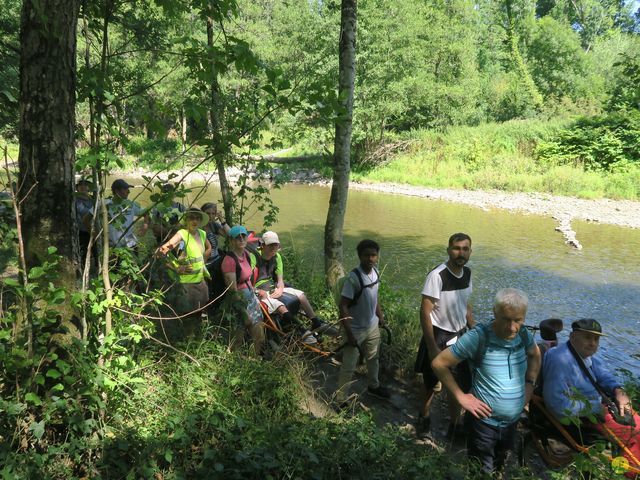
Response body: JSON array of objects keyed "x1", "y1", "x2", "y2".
[
  {"x1": 458, "y1": 393, "x2": 492, "y2": 419},
  {"x1": 346, "y1": 334, "x2": 358, "y2": 347},
  {"x1": 615, "y1": 390, "x2": 632, "y2": 416},
  {"x1": 524, "y1": 383, "x2": 535, "y2": 405}
]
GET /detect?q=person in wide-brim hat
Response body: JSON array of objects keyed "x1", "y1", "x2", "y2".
[{"x1": 180, "y1": 208, "x2": 208, "y2": 228}]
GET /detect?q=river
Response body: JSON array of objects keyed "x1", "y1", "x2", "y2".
[{"x1": 127, "y1": 179, "x2": 640, "y2": 374}]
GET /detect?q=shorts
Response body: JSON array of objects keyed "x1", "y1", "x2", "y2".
[
  {"x1": 259, "y1": 287, "x2": 303, "y2": 314},
  {"x1": 414, "y1": 325, "x2": 471, "y2": 391},
  {"x1": 239, "y1": 288, "x2": 263, "y2": 328}
]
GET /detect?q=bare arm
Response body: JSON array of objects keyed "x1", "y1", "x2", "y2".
[
  {"x1": 271, "y1": 273, "x2": 285, "y2": 298},
  {"x1": 466, "y1": 303, "x2": 476, "y2": 328},
  {"x1": 420, "y1": 296, "x2": 439, "y2": 361},
  {"x1": 223, "y1": 272, "x2": 237, "y2": 292},
  {"x1": 157, "y1": 231, "x2": 184, "y2": 256},
  {"x1": 204, "y1": 238, "x2": 212, "y2": 260},
  {"x1": 524, "y1": 343, "x2": 541, "y2": 405},
  {"x1": 339, "y1": 297, "x2": 357, "y2": 346},
  {"x1": 432, "y1": 348, "x2": 492, "y2": 419}
]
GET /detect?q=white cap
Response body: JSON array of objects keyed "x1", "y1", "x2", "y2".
[{"x1": 262, "y1": 231, "x2": 280, "y2": 245}]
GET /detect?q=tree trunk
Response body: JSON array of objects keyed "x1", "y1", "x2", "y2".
[
  {"x1": 324, "y1": 0, "x2": 357, "y2": 288},
  {"x1": 18, "y1": 0, "x2": 81, "y2": 280},
  {"x1": 206, "y1": 17, "x2": 234, "y2": 224}
]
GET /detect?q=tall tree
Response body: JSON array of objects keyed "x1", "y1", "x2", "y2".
[
  {"x1": 18, "y1": 0, "x2": 81, "y2": 279},
  {"x1": 324, "y1": 0, "x2": 356, "y2": 287}
]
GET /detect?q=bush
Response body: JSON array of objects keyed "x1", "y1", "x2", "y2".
[{"x1": 535, "y1": 111, "x2": 640, "y2": 172}]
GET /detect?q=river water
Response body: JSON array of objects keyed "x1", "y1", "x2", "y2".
[{"x1": 128, "y1": 180, "x2": 640, "y2": 374}]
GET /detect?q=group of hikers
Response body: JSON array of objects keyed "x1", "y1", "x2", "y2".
[
  {"x1": 77, "y1": 179, "x2": 639, "y2": 477},
  {"x1": 405, "y1": 232, "x2": 639, "y2": 477}
]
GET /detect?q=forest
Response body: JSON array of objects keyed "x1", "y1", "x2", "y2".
[{"x1": 1, "y1": 0, "x2": 640, "y2": 479}]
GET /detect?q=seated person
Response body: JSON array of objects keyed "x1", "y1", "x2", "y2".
[
  {"x1": 222, "y1": 225, "x2": 265, "y2": 357},
  {"x1": 543, "y1": 319, "x2": 639, "y2": 474},
  {"x1": 254, "y1": 231, "x2": 337, "y2": 339}
]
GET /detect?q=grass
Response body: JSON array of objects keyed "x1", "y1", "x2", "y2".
[{"x1": 353, "y1": 118, "x2": 640, "y2": 200}]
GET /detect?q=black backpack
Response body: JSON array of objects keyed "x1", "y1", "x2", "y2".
[{"x1": 208, "y1": 250, "x2": 256, "y2": 304}]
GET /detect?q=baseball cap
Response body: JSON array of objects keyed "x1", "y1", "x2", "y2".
[
  {"x1": 262, "y1": 231, "x2": 280, "y2": 245},
  {"x1": 229, "y1": 225, "x2": 248, "y2": 238},
  {"x1": 571, "y1": 318, "x2": 605, "y2": 336},
  {"x1": 111, "y1": 179, "x2": 134, "y2": 190}
]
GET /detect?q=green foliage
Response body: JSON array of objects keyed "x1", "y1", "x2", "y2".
[
  {"x1": 0, "y1": 0, "x2": 19, "y2": 138},
  {"x1": 536, "y1": 111, "x2": 640, "y2": 172},
  {"x1": 608, "y1": 50, "x2": 640, "y2": 111},
  {"x1": 528, "y1": 17, "x2": 588, "y2": 100},
  {"x1": 351, "y1": 115, "x2": 640, "y2": 200}
]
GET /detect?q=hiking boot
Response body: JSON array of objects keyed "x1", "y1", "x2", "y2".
[
  {"x1": 416, "y1": 415, "x2": 431, "y2": 440},
  {"x1": 311, "y1": 317, "x2": 339, "y2": 336},
  {"x1": 367, "y1": 385, "x2": 391, "y2": 399}
]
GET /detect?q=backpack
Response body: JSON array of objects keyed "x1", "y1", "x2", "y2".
[
  {"x1": 208, "y1": 250, "x2": 257, "y2": 304},
  {"x1": 470, "y1": 322, "x2": 530, "y2": 370},
  {"x1": 334, "y1": 267, "x2": 380, "y2": 310}
]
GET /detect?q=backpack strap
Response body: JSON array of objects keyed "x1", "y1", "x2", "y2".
[
  {"x1": 227, "y1": 251, "x2": 254, "y2": 289},
  {"x1": 472, "y1": 323, "x2": 530, "y2": 368},
  {"x1": 350, "y1": 267, "x2": 380, "y2": 306}
]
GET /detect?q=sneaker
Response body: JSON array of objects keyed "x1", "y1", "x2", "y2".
[
  {"x1": 367, "y1": 385, "x2": 391, "y2": 399},
  {"x1": 416, "y1": 415, "x2": 431, "y2": 439},
  {"x1": 300, "y1": 329, "x2": 318, "y2": 345},
  {"x1": 311, "y1": 317, "x2": 339, "y2": 336}
]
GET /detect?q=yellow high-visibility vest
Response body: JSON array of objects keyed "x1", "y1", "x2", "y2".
[{"x1": 171, "y1": 228, "x2": 210, "y2": 284}]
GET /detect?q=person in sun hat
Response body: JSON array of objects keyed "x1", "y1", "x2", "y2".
[
  {"x1": 156, "y1": 208, "x2": 212, "y2": 327},
  {"x1": 543, "y1": 318, "x2": 639, "y2": 472},
  {"x1": 253, "y1": 230, "x2": 338, "y2": 344}
]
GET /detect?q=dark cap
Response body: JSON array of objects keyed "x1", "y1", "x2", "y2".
[
  {"x1": 571, "y1": 318, "x2": 605, "y2": 336},
  {"x1": 111, "y1": 179, "x2": 134, "y2": 190}
]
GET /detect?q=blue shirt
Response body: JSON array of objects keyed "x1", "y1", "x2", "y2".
[
  {"x1": 542, "y1": 341, "x2": 620, "y2": 420},
  {"x1": 451, "y1": 323, "x2": 534, "y2": 427}
]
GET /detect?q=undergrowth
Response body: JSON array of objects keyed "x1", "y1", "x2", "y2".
[{"x1": 353, "y1": 114, "x2": 640, "y2": 200}]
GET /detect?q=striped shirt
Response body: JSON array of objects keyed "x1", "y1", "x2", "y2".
[{"x1": 451, "y1": 323, "x2": 534, "y2": 427}]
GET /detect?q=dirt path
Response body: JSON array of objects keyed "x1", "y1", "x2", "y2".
[{"x1": 298, "y1": 348, "x2": 550, "y2": 477}]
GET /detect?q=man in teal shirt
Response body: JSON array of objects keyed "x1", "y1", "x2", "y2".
[{"x1": 433, "y1": 288, "x2": 541, "y2": 473}]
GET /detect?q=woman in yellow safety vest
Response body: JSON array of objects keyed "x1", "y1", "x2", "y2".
[{"x1": 157, "y1": 208, "x2": 212, "y2": 319}]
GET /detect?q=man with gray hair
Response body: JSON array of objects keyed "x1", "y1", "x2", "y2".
[{"x1": 432, "y1": 288, "x2": 541, "y2": 474}]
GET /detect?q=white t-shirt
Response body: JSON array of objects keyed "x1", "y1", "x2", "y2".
[
  {"x1": 341, "y1": 266, "x2": 380, "y2": 333},
  {"x1": 421, "y1": 263, "x2": 472, "y2": 332}
]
